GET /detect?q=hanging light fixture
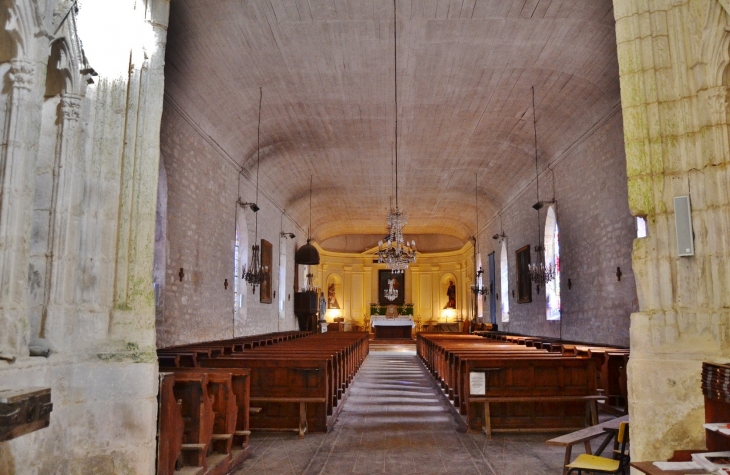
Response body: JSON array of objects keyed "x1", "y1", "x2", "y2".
[
  {"x1": 242, "y1": 88, "x2": 270, "y2": 292},
  {"x1": 471, "y1": 174, "x2": 488, "y2": 296},
  {"x1": 527, "y1": 86, "x2": 555, "y2": 289},
  {"x1": 294, "y1": 176, "x2": 321, "y2": 265},
  {"x1": 376, "y1": 0, "x2": 416, "y2": 274}
]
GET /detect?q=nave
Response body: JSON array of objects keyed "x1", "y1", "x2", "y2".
[{"x1": 237, "y1": 350, "x2": 566, "y2": 475}]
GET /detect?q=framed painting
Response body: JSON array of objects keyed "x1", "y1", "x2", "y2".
[
  {"x1": 260, "y1": 239, "x2": 273, "y2": 304},
  {"x1": 516, "y1": 245, "x2": 532, "y2": 304},
  {"x1": 378, "y1": 269, "x2": 405, "y2": 306}
]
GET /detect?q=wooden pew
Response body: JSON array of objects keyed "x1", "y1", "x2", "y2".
[
  {"x1": 418, "y1": 334, "x2": 600, "y2": 437},
  {"x1": 160, "y1": 368, "x2": 251, "y2": 475},
  {"x1": 198, "y1": 332, "x2": 368, "y2": 438},
  {"x1": 157, "y1": 373, "x2": 184, "y2": 475},
  {"x1": 172, "y1": 372, "x2": 215, "y2": 470}
]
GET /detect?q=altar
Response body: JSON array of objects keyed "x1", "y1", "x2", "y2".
[{"x1": 370, "y1": 316, "x2": 414, "y2": 340}]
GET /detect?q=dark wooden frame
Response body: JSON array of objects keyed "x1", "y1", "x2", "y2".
[
  {"x1": 378, "y1": 269, "x2": 405, "y2": 306},
  {"x1": 260, "y1": 239, "x2": 273, "y2": 304},
  {"x1": 516, "y1": 245, "x2": 532, "y2": 304}
]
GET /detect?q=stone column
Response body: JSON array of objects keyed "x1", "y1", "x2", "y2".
[
  {"x1": 613, "y1": 0, "x2": 730, "y2": 464},
  {"x1": 0, "y1": 59, "x2": 41, "y2": 359},
  {"x1": 41, "y1": 93, "x2": 83, "y2": 351}
]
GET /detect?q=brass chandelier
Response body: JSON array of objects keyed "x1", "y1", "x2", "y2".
[{"x1": 376, "y1": 0, "x2": 416, "y2": 275}]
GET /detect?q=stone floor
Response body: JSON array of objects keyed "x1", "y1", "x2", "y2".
[{"x1": 235, "y1": 350, "x2": 569, "y2": 475}]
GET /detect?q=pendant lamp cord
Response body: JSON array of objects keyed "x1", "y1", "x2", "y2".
[
  {"x1": 475, "y1": 173, "x2": 478, "y2": 254},
  {"x1": 309, "y1": 176, "x2": 313, "y2": 241},
  {"x1": 393, "y1": 0, "x2": 399, "y2": 211},
  {"x1": 532, "y1": 86, "x2": 539, "y2": 247},
  {"x1": 255, "y1": 87, "x2": 262, "y2": 241}
]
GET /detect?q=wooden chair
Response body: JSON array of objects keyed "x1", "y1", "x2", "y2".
[{"x1": 566, "y1": 422, "x2": 629, "y2": 475}]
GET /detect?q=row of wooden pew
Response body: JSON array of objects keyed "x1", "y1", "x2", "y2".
[
  {"x1": 156, "y1": 331, "x2": 310, "y2": 475},
  {"x1": 474, "y1": 331, "x2": 630, "y2": 414},
  {"x1": 418, "y1": 333, "x2": 603, "y2": 438},
  {"x1": 156, "y1": 331, "x2": 369, "y2": 475}
]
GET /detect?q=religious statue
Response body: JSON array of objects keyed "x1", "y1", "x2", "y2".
[
  {"x1": 327, "y1": 282, "x2": 340, "y2": 308},
  {"x1": 446, "y1": 280, "x2": 456, "y2": 308},
  {"x1": 319, "y1": 293, "x2": 327, "y2": 319}
]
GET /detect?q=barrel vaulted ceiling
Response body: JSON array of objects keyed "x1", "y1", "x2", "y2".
[{"x1": 164, "y1": 0, "x2": 620, "y2": 243}]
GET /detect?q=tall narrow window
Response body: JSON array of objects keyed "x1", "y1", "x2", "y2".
[
  {"x1": 476, "y1": 253, "x2": 484, "y2": 319},
  {"x1": 545, "y1": 206, "x2": 561, "y2": 321},
  {"x1": 234, "y1": 208, "x2": 249, "y2": 330},
  {"x1": 500, "y1": 240, "x2": 509, "y2": 322},
  {"x1": 278, "y1": 236, "x2": 287, "y2": 319}
]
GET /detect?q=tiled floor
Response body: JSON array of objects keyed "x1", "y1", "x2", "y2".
[{"x1": 235, "y1": 350, "x2": 568, "y2": 475}]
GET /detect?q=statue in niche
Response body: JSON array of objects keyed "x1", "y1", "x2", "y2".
[
  {"x1": 327, "y1": 282, "x2": 340, "y2": 309},
  {"x1": 446, "y1": 280, "x2": 456, "y2": 308}
]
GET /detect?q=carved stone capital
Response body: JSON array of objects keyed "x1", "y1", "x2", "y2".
[
  {"x1": 9, "y1": 59, "x2": 36, "y2": 91},
  {"x1": 60, "y1": 94, "x2": 83, "y2": 122}
]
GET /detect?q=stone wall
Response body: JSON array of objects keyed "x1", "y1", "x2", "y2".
[
  {"x1": 157, "y1": 102, "x2": 300, "y2": 348},
  {"x1": 613, "y1": 0, "x2": 730, "y2": 465},
  {"x1": 0, "y1": 0, "x2": 169, "y2": 473},
  {"x1": 479, "y1": 109, "x2": 636, "y2": 348}
]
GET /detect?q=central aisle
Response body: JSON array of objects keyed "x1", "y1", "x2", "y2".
[{"x1": 240, "y1": 351, "x2": 566, "y2": 475}]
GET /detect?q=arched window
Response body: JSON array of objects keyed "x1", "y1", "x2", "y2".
[
  {"x1": 544, "y1": 206, "x2": 561, "y2": 321},
  {"x1": 278, "y1": 236, "x2": 287, "y2": 319},
  {"x1": 500, "y1": 240, "x2": 509, "y2": 322},
  {"x1": 234, "y1": 207, "x2": 249, "y2": 331}
]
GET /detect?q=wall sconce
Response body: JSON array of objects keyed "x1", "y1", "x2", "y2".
[
  {"x1": 616, "y1": 267, "x2": 622, "y2": 281},
  {"x1": 567, "y1": 279, "x2": 572, "y2": 290},
  {"x1": 224, "y1": 279, "x2": 228, "y2": 290},
  {"x1": 238, "y1": 199, "x2": 259, "y2": 212},
  {"x1": 178, "y1": 268, "x2": 184, "y2": 282}
]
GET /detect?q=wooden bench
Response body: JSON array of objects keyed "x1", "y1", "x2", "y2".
[
  {"x1": 547, "y1": 414, "x2": 629, "y2": 475},
  {"x1": 418, "y1": 334, "x2": 600, "y2": 437},
  {"x1": 156, "y1": 366, "x2": 253, "y2": 475},
  {"x1": 197, "y1": 332, "x2": 368, "y2": 437},
  {"x1": 157, "y1": 373, "x2": 184, "y2": 475}
]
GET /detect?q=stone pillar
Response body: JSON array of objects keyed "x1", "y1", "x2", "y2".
[
  {"x1": 0, "y1": 59, "x2": 42, "y2": 359},
  {"x1": 613, "y1": 0, "x2": 730, "y2": 464},
  {"x1": 41, "y1": 93, "x2": 83, "y2": 351}
]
